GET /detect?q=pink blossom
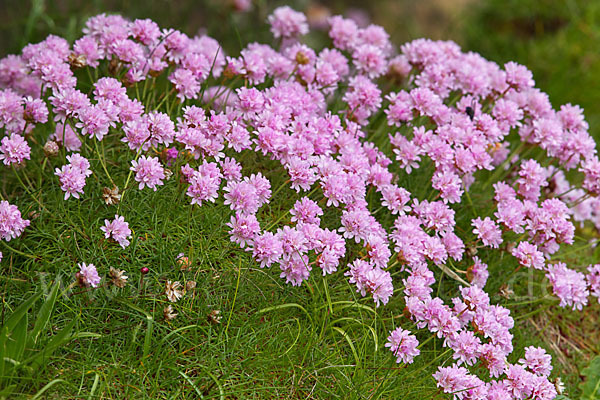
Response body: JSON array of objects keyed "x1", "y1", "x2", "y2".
[
  {"x1": 101, "y1": 215, "x2": 132, "y2": 248},
  {"x1": 0, "y1": 201, "x2": 30, "y2": 241},
  {"x1": 0, "y1": 133, "x2": 30, "y2": 165},
  {"x1": 78, "y1": 262, "x2": 101, "y2": 288},
  {"x1": 385, "y1": 327, "x2": 420, "y2": 364},
  {"x1": 130, "y1": 156, "x2": 165, "y2": 191},
  {"x1": 472, "y1": 217, "x2": 503, "y2": 248},
  {"x1": 268, "y1": 6, "x2": 308, "y2": 38}
]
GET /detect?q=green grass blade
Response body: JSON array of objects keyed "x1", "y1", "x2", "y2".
[
  {"x1": 142, "y1": 315, "x2": 153, "y2": 359},
  {"x1": 258, "y1": 303, "x2": 313, "y2": 326},
  {"x1": 2, "y1": 291, "x2": 41, "y2": 332},
  {"x1": 30, "y1": 379, "x2": 66, "y2": 400},
  {"x1": 29, "y1": 281, "x2": 60, "y2": 347},
  {"x1": 24, "y1": 320, "x2": 76, "y2": 368},
  {"x1": 6, "y1": 312, "x2": 27, "y2": 362}
]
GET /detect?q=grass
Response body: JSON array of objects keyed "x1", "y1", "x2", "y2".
[{"x1": 1, "y1": 0, "x2": 599, "y2": 398}]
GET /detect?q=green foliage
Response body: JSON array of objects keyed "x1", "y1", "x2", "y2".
[
  {"x1": 580, "y1": 356, "x2": 600, "y2": 400},
  {"x1": 0, "y1": 282, "x2": 99, "y2": 398}
]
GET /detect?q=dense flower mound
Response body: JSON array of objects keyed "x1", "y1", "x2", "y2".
[{"x1": 1, "y1": 7, "x2": 599, "y2": 399}]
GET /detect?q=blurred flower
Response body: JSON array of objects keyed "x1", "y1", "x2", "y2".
[{"x1": 207, "y1": 309, "x2": 221, "y2": 324}]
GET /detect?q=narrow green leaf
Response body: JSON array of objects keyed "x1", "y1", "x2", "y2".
[
  {"x1": 30, "y1": 379, "x2": 65, "y2": 400},
  {"x1": 143, "y1": 315, "x2": 153, "y2": 359},
  {"x1": 0, "y1": 326, "x2": 8, "y2": 385},
  {"x1": 24, "y1": 320, "x2": 75, "y2": 368},
  {"x1": 6, "y1": 312, "x2": 27, "y2": 362},
  {"x1": 29, "y1": 281, "x2": 60, "y2": 347},
  {"x1": 2, "y1": 291, "x2": 41, "y2": 332},
  {"x1": 581, "y1": 356, "x2": 600, "y2": 400}
]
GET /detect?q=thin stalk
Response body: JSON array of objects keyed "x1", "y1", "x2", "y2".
[{"x1": 95, "y1": 139, "x2": 115, "y2": 186}]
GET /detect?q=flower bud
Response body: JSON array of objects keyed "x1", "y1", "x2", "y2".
[{"x1": 43, "y1": 140, "x2": 59, "y2": 157}]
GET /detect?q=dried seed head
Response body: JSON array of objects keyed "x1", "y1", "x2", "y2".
[
  {"x1": 499, "y1": 284, "x2": 514, "y2": 299},
  {"x1": 109, "y1": 267, "x2": 128, "y2": 288},
  {"x1": 295, "y1": 51, "x2": 310, "y2": 65},
  {"x1": 466, "y1": 245, "x2": 478, "y2": 258},
  {"x1": 207, "y1": 309, "x2": 222, "y2": 324},
  {"x1": 185, "y1": 280, "x2": 197, "y2": 291},
  {"x1": 553, "y1": 377, "x2": 565, "y2": 395},
  {"x1": 165, "y1": 280, "x2": 184, "y2": 302},
  {"x1": 163, "y1": 305, "x2": 177, "y2": 321},
  {"x1": 68, "y1": 53, "x2": 87, "y2": 69},
  {"x1": 43, "y1": 141, "x2": 60, "y2": 157},
  {"x1": 177, "y1": 255, "x2": 191, "y2": 270},
  {"x1": 102, "y1": 186, "x2": 121, "y2": 206}
]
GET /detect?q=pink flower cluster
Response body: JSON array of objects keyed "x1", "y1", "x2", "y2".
[
  {"x1": 54, "y1": 154, "x2": 92, "y2": 199},
  {"x1": 1, "y1": 8, "x2": 599, "y2": 398},
  {"x1": 101, "y1": 215, "x2": 132, "y2": 248},
  {"x1": 0, "y1": 200, "x2": 30, "y2": 241}
]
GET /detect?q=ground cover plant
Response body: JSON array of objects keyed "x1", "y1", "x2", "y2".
[{"x1": 0, "y1": 4, "x2": 599, "y2": 399}]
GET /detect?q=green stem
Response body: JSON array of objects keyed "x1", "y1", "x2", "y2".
[
  {"x1": 95, "y1": 139, "x2": 115, "y2": 186},
  {"x1": 118, "y1": 145, "x2": 147, "y2": 213},
  {"x1": 12, "y1": 166, "x2": 46, "y2": 211}
]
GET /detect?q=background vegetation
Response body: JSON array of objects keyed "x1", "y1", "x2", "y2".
[{"x1": 0, "y1": 0, "x2": 598, "y2": 398}]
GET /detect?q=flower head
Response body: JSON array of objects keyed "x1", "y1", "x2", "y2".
[{"x1": 77, "y1": 263, "x2": 101, "y2": 288}]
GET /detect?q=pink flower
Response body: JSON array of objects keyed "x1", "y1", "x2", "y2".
[
  {"x1": 54, "y1": 157, "x2": 91, "y2": 200},
  {"x1": 328, "y1": 16, "x2": 358, "y2": 51},
  {"x1": 268, "y1": 6, "x2": 308, "y2": 38},
  {"x1": 448, "y1": 331, "x2": 481, "y2": 366},
  {"x1": 67, "y1": 154, "x2": 92, "y2": 176},
  {"x1": 504, "y1": 61, "x2": 535, "y2": 90},
  {"x1": 385, "y1": 327, "x2": 420, "y2": 364},
  {"x1": 169, "y1": 68, "x2": 200, "y2": 100},
  {"x1": 352, "y1": 44, "x2": 387, "y2": 79},
  {"x1": 290, "y1": 197, "x2": 323, "y2": 225},
  {"x1": 51, "y1": 123, "x2": 82, "y2": 151},
  {"x1": 227, "y1": 212, "x2": 260, "y2": 248},
  {"x1": 130, "y1": 156, "x2": 165, "y2": 191},
  {"x1": 76, "y1": 104, "x2": 112, "y2": 140},
  {"x1": 0, "y1": 133, "x2": 30, "y2": 165},
  {"x1": 223, "y1": 180, "x2": 260, "y2": 215},
  {"x1": 343, "y1": 75, "x2": 381, "y2": 125},
  {"x1": 546, "y1": 262, "x2": 589, "y2": 310},
  {"x1": 252, "y1": 231, "x2": 283, "y2": 268},
  {"x1": 380, "y1": 184, "x2": 411, "y2": 215},
  {"x1": 472, "y1": 217, "x2": 503, "y2": 248},
  {"x1": 345, "y1": 259, "x2": 393, "y2": 306},
  {"x1": 0, "y1": 200, "x2": 30, "y2": 241},
  {"x1": 511, "y1": 242, "x2": 545, "y2": 270},
  {"x1": 519, "y1": 346, "x2": 552, "y2": 377},
  {"x1": 131, "y1": 18, "x2": 161, "y2": 45},
  {"x1": 468, "y1": 256, "x2": 489, "y2": 288},
  {"x1": 94, "y1": 77, "x2": 127, "y2": 105},
  {"x1": 186, "y1": 162, "x2": 222, "y2": 206},
  {"x1": 23, "y1": 97, "x2": 48, "y2": 124},
  {"x1": 432, "y1": 171, "x2": 463, "y2": 204},
  {"x1": 78, "y1": 262, "x2": 101, "y2": 287},
  {"x1": 101, "y1": 215, "x2": 132, "y2": 248}
]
